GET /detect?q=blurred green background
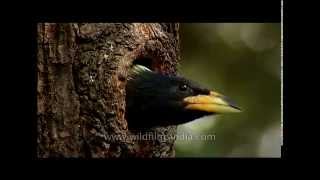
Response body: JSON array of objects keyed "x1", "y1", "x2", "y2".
[{"x1": 175, "y1": 23, "x2": 281, "y2": 157}]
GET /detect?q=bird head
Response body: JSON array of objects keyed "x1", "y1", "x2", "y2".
[{"x1": 125, "y1": 65, "x2": 241, "y2": 129}]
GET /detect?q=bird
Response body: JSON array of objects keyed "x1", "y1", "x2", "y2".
[{"x1": 125, "y1": 65, "x2": 241, "y2": 129}]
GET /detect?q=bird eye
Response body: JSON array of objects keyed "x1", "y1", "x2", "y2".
[{"x1": 179, "y1": 84, "x2": 188, "y2": 91}]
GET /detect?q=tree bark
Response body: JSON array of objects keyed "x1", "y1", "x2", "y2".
[{"x1": 37, "y1": 23, "x2": 180, "y2": 158}]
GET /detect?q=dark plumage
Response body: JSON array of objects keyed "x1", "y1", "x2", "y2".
[{"x1": 125, "y1": 65, "x2": 240, "y2": 129}]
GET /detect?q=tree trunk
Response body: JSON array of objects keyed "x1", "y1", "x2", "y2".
[{"x1": 37, "y1": 23, "x2": 180, "y2": 158}]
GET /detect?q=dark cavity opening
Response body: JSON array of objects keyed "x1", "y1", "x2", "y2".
[
  {"x1": 126, "y1": 57, "x2": 155, "y2": 130},
  {"x1": 133, "y1": 57, "x2": 153, "y2": 71}
]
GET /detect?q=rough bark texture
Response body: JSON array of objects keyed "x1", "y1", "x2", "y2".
[{"x1": 37, "y1": 23, "x2": 180, "y2": 158}]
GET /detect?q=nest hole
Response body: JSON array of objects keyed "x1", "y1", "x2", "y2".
[{"x1": 132, "y1": 57, "x2": 154, "y2": 71}]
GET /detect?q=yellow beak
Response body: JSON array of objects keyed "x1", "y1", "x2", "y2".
[{"x1": 183, "y1": 91, "x2": 241, "y2": 113}]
